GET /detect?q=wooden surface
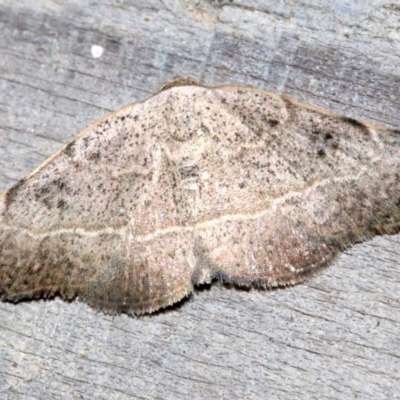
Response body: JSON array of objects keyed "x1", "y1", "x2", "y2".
[{"x1": 1, "y1": 1, "x2": 400, "y2": 399}]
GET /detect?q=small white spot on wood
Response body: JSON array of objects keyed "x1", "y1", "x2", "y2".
[{"x1": 91, "y1": 45, "x2": 104, "y2": 58}]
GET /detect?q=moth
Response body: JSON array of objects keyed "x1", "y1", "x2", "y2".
[{"x1": 1, "y1": 79, "x2": 399, "y2": 314}]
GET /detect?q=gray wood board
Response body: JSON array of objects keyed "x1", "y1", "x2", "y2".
[{"x1": 0, "y1": 1, "x2": 399, "y2": 399}]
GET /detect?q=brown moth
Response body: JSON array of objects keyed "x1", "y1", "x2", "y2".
[{"x1": 1, "y1": 79, "x2": 400, "y2": 315}]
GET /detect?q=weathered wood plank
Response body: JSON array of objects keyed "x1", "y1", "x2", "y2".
[{"x1": 0, "y1": 1, "x2": 399, "y2": 399}]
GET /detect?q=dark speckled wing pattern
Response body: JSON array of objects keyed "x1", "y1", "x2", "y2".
[{"x1": 1, "y1": 79, "x2": 400, "y2": 314}]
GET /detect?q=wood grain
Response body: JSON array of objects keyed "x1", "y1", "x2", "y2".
[{"x1": 0, "y1": 1, "x2": 399, "y2": 399}]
